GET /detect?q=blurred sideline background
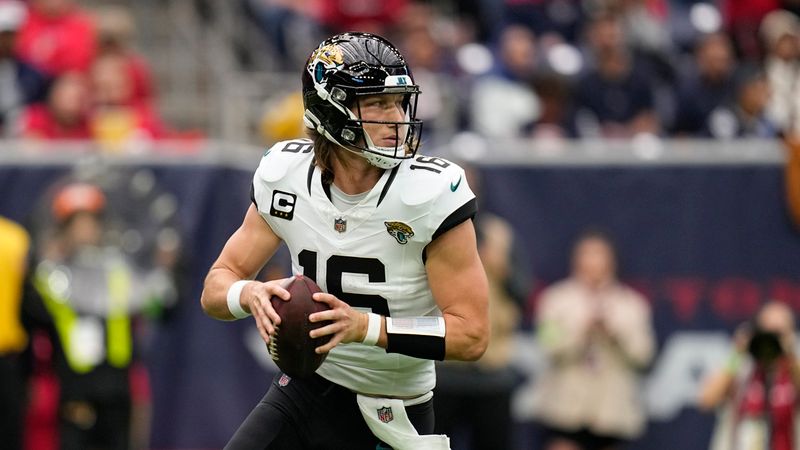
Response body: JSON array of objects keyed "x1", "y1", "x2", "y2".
[{"x1": 1, "y1": 0, "x2": 800, "y2": 450}]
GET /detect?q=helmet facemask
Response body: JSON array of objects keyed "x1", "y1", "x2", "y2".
[{"x1": 343, "y1": 83, "x2": 423, "y2": 169}]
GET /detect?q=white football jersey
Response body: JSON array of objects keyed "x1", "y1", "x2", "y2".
[{"x1": 251, "y1": 138, "x2": 477, "y2": 397}]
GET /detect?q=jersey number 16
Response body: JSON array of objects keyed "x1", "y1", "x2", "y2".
[{"x1": 298, "y1": 250, "x2": 390, "y2": 316}]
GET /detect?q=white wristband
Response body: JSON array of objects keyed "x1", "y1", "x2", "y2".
[
  {"x1": 226, "y1": 280, "x2": 252, "y2": 319},
  {"x1": 362, "y1": 313, "x2": 381, "y2": 346}
]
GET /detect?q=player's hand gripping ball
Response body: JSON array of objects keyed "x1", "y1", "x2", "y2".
[{"x1": 268, "y1": 275, "x2": 332, "y2": 377}]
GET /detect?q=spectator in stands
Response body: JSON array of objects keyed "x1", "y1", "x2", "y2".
[
  {"x1": 699, "y1": 301, "x2": 800, "y2": 450},
  {"x1": 470, "y1": 24, "x2": 541, "y2": 137},
  {"x1": 761, "y1": 10, "x2": 800, "y2": 137},
  {"x1": 0, "y1": 215, "x2": 31, "y2": 450},
  {"x1": 0, "y1": 0, "x2": 49, "y2": 137},
  {"x1": 89, "y1": 53, "x2": 166, "y2": 152},
  {"x1": 434, "y1": 166, "x2": 530, "y2": 450},
  {"x1": 21, "y1": 71, "x2": 91, "y2": 140},
  {"x1": 532, "y1": 229, "x2": 655, "y2": 450},
  {"x1": 15, "y1": 0, "x2": 96, "y2": 76},
  {"x1": 672, "y1": 32, "x2": 738, "y2": 136},
  {"x1": 730, "y1": 67, "x2": 779, "y2": 138},
  {"x1": 94, "y1": 6, "x2": 155, "y2": 105},
  {"x1": 609, "y1": 1, "x2": 679, "y2": 129},
  {"x1": 574, "y1": 13, "x2": 660, "y2": 138},
  {"x1": 530, "y1": 72, "x2": 576, "y2": 138}
]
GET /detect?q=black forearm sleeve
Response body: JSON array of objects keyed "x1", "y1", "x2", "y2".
[{"x1": 385, "y1": 333, "x2": 446, "y2": 361}]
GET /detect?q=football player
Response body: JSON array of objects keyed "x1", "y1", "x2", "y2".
[{"x1": 201, "y1": 32, "x2": 489, "y2": 449}]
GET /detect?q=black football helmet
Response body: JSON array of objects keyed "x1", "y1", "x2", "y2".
[{"x1": 302, "y1": 32, "x2": 422, "y2": 169}]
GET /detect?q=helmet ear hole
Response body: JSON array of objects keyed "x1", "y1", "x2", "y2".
[
  {"x1": 331, "y1": 87, "x2": 347, "y2": 102},
  {"x1": 341, "y1": 129, "x2": 356, "y2": 142}
]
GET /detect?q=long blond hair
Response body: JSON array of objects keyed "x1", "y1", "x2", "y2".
[{"x1": 306, "y1": 128, "x2": 337, "y2": 185}]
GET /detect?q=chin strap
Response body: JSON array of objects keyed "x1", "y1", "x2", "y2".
[{"x1": 362, "y1": 150, "x2": 402, "y2": 169}]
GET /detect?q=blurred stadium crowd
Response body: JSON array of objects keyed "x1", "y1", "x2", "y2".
[
  {"x1": 0, "y1": 0, "x2": 203, "y2": 153},
  {"x1": 1, "y1": 1, "x2": 800, "y2": 450},
  {"x1": 0, "y1": 0, "x2": 799, "y2": 147},
  {"x1": 246, "y1": 0, "x2": 800, "y2": 145}
]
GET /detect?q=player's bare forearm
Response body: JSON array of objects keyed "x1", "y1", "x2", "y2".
[
  {"x1": 200, "y1": 204, "x2": 283, "y2": 320},
  {"x1": 426, "y1": 220, "x2": 489, "y2": 361},
  {"x1": 359, "y1": 312, "x2": 486, "y2": 361},
  {"x1": 201, "y1": 265, "x2": 251, "y2": 320}
]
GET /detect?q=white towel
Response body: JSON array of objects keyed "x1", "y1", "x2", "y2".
[{"x1": 356, "y1": 394, "x2": 450, "y2": 450}]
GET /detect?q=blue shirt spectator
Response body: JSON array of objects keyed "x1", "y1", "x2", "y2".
[
  {"x1": 574, "y1": 50, "x2": 657, "y2": 137},
  {"x1": 575, "y1": 13, "x2": 659, "y2": 137},
  {"x1": 672, "y1": 32, "x2": 737, "y2": 136}
]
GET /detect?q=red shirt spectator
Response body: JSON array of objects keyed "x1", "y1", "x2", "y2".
[
  {"x1": 89, "y1": 54, "x2": 167, "y2": 150},
  {"x1": 15, "y1": 0, "x2": 96, "y2": 75},
  {"x1": 94, "y1": 5, "x2": 155, "y2": 103},
  {"x1": 21, "y1": 71, "x2": 90, "y2": 139},
  {"x1": 22, "y1": 103, "x2": 90, "y2": 139}
]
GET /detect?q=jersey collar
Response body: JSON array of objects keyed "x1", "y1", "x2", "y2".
[{"x1": 308, "y1": 163, "x2": 399, "y2": 234}]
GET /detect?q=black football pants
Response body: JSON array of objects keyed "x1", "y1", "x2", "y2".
[{"x1": 225, "y1": 372, "x2": 435, "y2": 450}]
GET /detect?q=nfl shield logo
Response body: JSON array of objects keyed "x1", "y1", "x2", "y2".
[
  {"x1": 334, "y1": 217, "x2": 347, "y2": 233},
  {"x1": 377, "y1": 406, "x2": 393, "y2": 423},
  {"x1": 278, "y1": 374, "x2": 291, "y2": 386}
]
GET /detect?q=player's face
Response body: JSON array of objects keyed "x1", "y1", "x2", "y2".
[{"x1": 353, "y1": 93, "x2": 408, "y2": 148}]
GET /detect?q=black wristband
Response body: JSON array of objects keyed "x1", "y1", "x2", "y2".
[{"x1": 385, "y1": 333, "x2": 446, "y2": 361}]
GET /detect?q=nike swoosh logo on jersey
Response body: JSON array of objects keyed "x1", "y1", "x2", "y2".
[{"x1": 450, "y1": 175, "x2": 462, "y2": 192}]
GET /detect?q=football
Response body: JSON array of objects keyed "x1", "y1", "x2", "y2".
[{"x1": 268, "y1": 275, "x2": 332, "y2": 378}]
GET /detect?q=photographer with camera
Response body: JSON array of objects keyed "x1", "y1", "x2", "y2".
[{"x1": 699, "y1": 301, "x2": 800, "y2": 450}]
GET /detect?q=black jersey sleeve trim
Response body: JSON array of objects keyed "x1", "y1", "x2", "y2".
[
  {"x1": 377, "y1": 165, "x2": 400, "y2": 207},
  {"x1": 306, "y1": 161, "x2": 315, "y2": 195},
  {"x1": 250, "y1": 183, "x2": 258, "y2": 209},
  {"x1": 423, "y1": 198, "x2": 478, "y2": 264},
  {"x1": 432, "y1": 198, "x2": 478, "y2": 241}
]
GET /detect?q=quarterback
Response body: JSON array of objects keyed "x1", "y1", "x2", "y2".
[{"x1": 201, "y1": 32, "x2": 489, "y2": 449}]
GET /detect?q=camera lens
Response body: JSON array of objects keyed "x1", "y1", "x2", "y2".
[{"x1": 748, "y1": 331, "x2": 783, "y2": 362}]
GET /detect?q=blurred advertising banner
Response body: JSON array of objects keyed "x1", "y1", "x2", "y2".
[{"x1": 1, "y1": 151, "x2": 798, "y2": 450}]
